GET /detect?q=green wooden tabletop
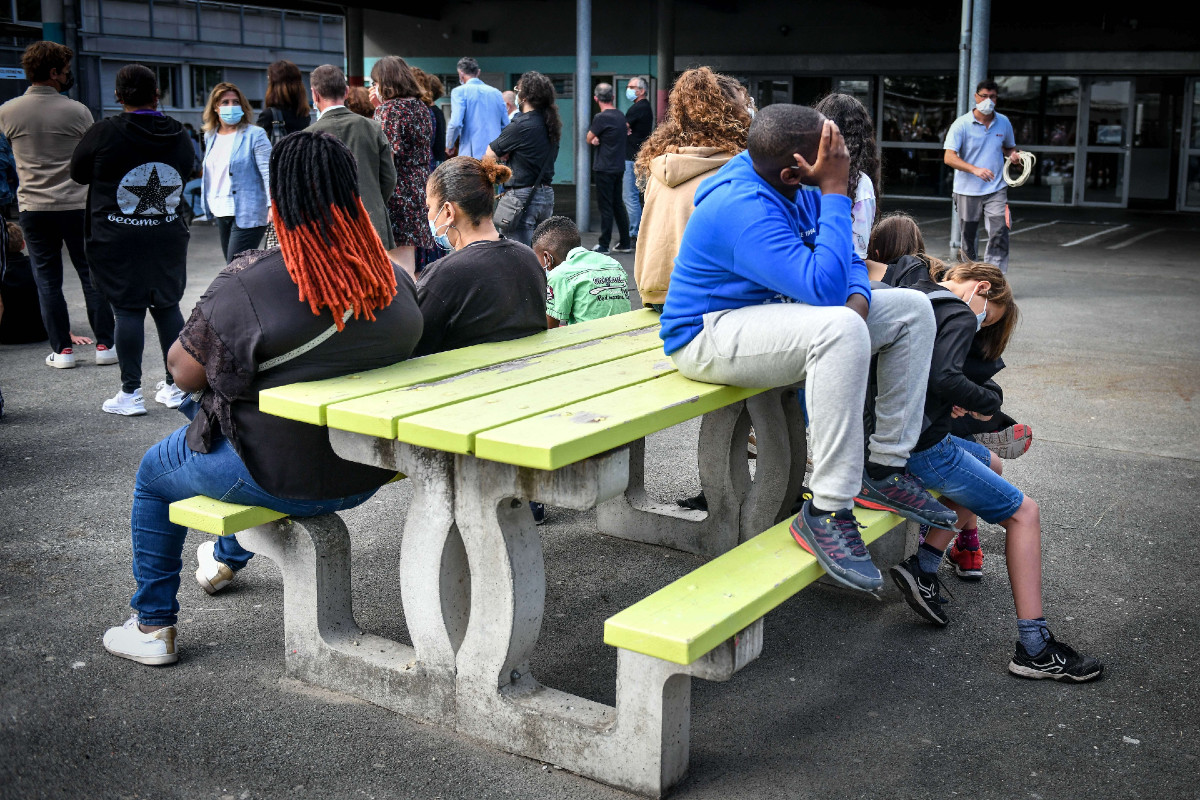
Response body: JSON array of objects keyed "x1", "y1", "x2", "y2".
[{"x1": 259, "y1": 310, "x2": 768, "y2": 470}]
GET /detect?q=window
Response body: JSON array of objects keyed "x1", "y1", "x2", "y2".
[
  {"x1": 995, "y1": 76, "x2": 1079, "y2": 147},
  {"x1": 154, "y1": 65, "x2": 180, "y2": 108},
  {"x1": 881, "y1": 75, "x2": 957, "y2": 143},
  {"x1": 832, "y1": 78, "x2": 872, "y2": 111},
  {"x1": 191, "y1": 65, "x2": 223, "y2": 108}
]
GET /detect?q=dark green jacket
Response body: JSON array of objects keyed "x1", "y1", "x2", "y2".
[{"x1": 309, "y1": 106, "x2": 397, "y2": 249}]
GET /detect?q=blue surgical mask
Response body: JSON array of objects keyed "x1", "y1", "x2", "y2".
[
  {"x1": 428, "y1": 206, "x2": 455, "y2": 250},
  {"x1": 966, "y1": 284, "x2": 989, "y2": 331},
  {"x1": 218, "y1": 106, "x2": 244, "y2": 125},
  {"x1": 625, "y1": 86, "x2": 638, "y2": 102}
]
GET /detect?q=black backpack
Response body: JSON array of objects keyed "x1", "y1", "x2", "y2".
[{"x1": 266, "y1": 107, "x2": 288, "y2": 146}]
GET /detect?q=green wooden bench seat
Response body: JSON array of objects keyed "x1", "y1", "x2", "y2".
[
  {"x1": 259, "y1": 309, "x2": 768, "y2": 471},
  {"x1": 604, "y1": 506, "x2": 907, "y2": 665}
]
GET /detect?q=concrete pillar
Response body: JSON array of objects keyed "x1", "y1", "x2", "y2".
[
  {"x1": 969, "y1": 0, "x2": 990, "y2": 97},
  {"x1": 655, "y1": 0, "x2": 674, "y2": 122},
  {"x1": 40, "y1": 0, "x2": 64, "y2": 43},
  {"x1": 345, "y1": 6, "x2": 364, "y2": 87},
  {"x1": 950, "y1": 0, "x2": 973, "y2": 253},
  {"x1": 575, "y1": 0, "x2": 591, "y2": 230}
]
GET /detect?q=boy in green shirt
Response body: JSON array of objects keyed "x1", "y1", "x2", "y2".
[{"x1": 531, "y1": 216, "x2": 631, "y2": 328}]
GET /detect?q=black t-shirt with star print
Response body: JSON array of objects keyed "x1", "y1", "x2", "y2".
[{"x1": 70, "y1": 112, "x2": 196, "y2": 308}]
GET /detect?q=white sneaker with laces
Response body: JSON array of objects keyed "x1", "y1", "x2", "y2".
[
  {"x1": 102, "y1": 388, "x2": 147, "y2": 416},
  {"x1": 45, "y1": 349, "x2": 76, "y2": 369},
  {"x1": 196, "y1": 540, "x2": 235, "y2": 595},
  {"x1": 154, "y1": 380, "x2": 187, "y2": 408},
  {"x1": 95, "y1": 344, "x2": 118, "y2": 365},
  {"x1": 102, "y1": 615, "x2": 178, "y2": 665}
]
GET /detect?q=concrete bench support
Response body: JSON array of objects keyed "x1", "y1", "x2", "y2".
[{"x1": 596, "y1": 385, "x2": 807, "y2": 556}]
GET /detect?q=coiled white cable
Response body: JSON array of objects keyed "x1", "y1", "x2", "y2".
[{"x1": 1004, "y1": 151, "x2": 1036, "y2": 188}]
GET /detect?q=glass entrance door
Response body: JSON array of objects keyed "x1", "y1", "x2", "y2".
[
  {"x1": 1180, "y1": 78, "x2": 1200, "y2": 211},
  {"x1": 751, "y1": 76, "x2": 792, "y2": 109},
  {"x1": 1078, "y1": 78, "x2": 1134, "y2": 206}
]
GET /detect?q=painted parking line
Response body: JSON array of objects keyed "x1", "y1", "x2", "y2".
[
  {"x1": 915, "y1": 216, "x2": 951, "y2": 226},
  {"x1": 1008, "y1": 220, "x2": 1060, "y2": 236},
  {"x1": 1106, "y1": 227, "x2": 1165, "y2": 250},
  {"x1": 1060, "y1": 224, "x2": 1129, "y2": 247}
]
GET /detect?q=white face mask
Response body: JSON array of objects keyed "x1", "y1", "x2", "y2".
[
  {"x1": 965, "y1": 284, "x2": 989, "y2": 331},
  {"x1": 976, "y1": 98, "x2": 996, "y2": 115}
]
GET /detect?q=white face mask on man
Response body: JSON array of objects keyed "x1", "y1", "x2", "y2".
[{"x1": 975, "y1": 98, "x2": 996, "y2": 115}]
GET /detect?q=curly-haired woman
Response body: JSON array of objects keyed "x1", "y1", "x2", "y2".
[
  {"x1": 813, "y1": 93, "x2": 881, "y2": 264},
  {"x1": 371, "y1": 55, "x2": 435, "y2": 276},
  {"x1": 633, "y1": 67, "x2": 751, "y2": 309},
  {"x1": 485, "y1": 70, "x2": 561, "y2": 246}
]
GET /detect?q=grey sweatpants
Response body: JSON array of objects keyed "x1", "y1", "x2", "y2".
[
  {"x1": 671, "y1": 288, "x2": 936, "y2": 511},
  {"x1": 955, "y1": 188, "x2": 1010, "y2": 273}
]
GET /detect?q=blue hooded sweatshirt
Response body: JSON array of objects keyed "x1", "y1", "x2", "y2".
[{"x1": 659, "y1": 150, "x2": 872, "y2": 355}]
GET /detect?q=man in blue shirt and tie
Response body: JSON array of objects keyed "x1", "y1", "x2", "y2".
[
  {"x1": 445, "y1": 57, "x2": 508, "y2": 160},
  {"x1": 944, "y1": 79, "x2": 1020, "y2": 273}
]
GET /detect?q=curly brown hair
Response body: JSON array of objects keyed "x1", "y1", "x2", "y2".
[{"x1": 634, "y1": 67, "x2": 750, "y2": 185}]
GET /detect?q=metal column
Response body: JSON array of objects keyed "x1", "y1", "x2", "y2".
[
  {"x1": 949, "y1": 0, "x2": 973, "y2": 254},
  {"x1": 575, "y1": 0, "x2": 591, "y2": 230},
  {"x1": 969, "y1": 0, "x2": 991, "y2": 94},
  {"x1": 40, "y1": 0, "x2": 64, "y2": 43},
  {"x1": 345, "y1": 6, "x2": 365, "y2": 87},
  {"x1": 655, "y1": 0, "x2": 674, "y2": 122}
]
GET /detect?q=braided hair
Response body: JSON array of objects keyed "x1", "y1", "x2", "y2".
[{"x1": 269, "y1": 131, "x2": 397, "y2": 329}]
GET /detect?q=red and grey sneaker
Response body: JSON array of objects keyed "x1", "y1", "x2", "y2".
[
  {"x1": 856, "y1": 468, "x2": 958, "y2": 529},
  {"x1": 947, "y1": 541, "x2": 983, "y2": 580},
  {"x1": 974, "y1": 424, "x2": 1033, "y2": 460}
]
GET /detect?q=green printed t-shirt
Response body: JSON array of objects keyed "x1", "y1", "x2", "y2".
[{"x1": 546, "y1": 247, "x2": 632, "y2": 325}]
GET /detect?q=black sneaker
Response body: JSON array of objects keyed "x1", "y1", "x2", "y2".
[
  {"x1": 889, "y1": 554, "x2": 950, "y2": 626},
  {"x1": 676, "y1": 492, "x2": 708, "y2": 512},
  {"x1": 857, "y1": 468, "x2": 958, "y2": 529},
  {"x1": 1008, "y1": 636, "x2": 1103, "y2": 683},
  {"x1": 612, "y1": 243, "x2": 633, "y2": 253},
  {"x1": 591, "y1": 244, "x2": 611, "y2": 255},
  {"x1": 529, "y1": 501, "x2": 545, "y2": 525}
]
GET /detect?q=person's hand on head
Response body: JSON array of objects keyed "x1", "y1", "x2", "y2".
[
  {"x1": 792, "y1": 120, "x2": 850, "y2": 197},
  {"x1": 368, "y1": 85, "x2": 382, "y2": 108}
]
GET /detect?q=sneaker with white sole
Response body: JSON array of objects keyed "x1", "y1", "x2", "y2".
[
  {"x1": 102, "y1": 388, "x2": 146, "y2": 416},
  {"x1": 102, "y1": 615, "x2": 178, "y2": 665},
  {"x1": 95, "y1": 344, "x2": 118, "y2": 366},
  {"x1": 46, "y1": 348, "x2": 76, "y2": 369},
  {"x1": 974, "y1": 424, "x2": 1033, "y2": 460},
  {"x1": 196, "y1": 540, "x2": 235, "y2": 594},
  {"x1": 154, "y1": 380, "x2": 187, "y2": 408}
]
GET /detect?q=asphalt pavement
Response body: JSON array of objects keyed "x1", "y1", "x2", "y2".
[{"x1": 1, "y1": 203, "x2": 1197, "y2": 800}]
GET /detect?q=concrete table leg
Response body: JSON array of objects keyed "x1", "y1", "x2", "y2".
[
  {"x1": 451, "y1": 449, "x2": 764, "y2": 796},
  {"x1": 596, "y1": 386, "x2": 806, "y2": 557}
]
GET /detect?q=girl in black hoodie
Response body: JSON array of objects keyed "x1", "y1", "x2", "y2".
[
  {"x1": 869, "y1": 214, "x2": 1102, "y2": 683},
  {"x1": 70, "y1": 64, "x2": 195, "y2": 416}
]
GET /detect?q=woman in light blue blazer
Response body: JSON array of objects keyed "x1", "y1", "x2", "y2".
[{"x1": 201, "y1": 82, "x2": 271, "y2": 262}]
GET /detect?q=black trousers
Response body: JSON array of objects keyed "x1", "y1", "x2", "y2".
[
  {"x1": 19, "y1": 209, "x2": 115, "y2": 354},
  {"x1": 594, "y1": 170, "x2": 629, "y2": 249},
  {"x1": 112, "y1": 304, "x2": 185, "y2": 394}
]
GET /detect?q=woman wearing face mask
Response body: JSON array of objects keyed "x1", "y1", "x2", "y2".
[
  {"x1": 201, "y1": 82, "x2": 271, "y2": 262},
  {"x1": 872, "y1": 247, "x2": 1102, "y2": 683},
  {"x1": 414, "y1": 155, "x2": 546, "y2": 357}
]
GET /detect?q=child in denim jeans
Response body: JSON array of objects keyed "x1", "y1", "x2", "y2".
[{"x1": 875, "y1": 240, "x2": 1102, "y2": 682}]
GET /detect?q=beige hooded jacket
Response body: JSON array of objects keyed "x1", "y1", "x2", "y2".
[{"x1": 633, "y1": 146, "x2": 736, "y2": 306}]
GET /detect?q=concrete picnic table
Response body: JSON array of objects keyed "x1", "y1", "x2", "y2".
[{"x1": 238, "y1": 309, "x2": 817, "y2": 794}]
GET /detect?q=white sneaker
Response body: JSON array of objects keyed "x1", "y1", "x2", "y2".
[
  {"x1": 154, "y1": 380, "x2": 187, "y2": 409},
  {"x1": 45, "y1": 349, "x2": 76, "y2": 369},
  {"x1": 196, "y1": 540, "x2": 235, "y2": 595},
  {"x1": 102, "y1": 388, "x2": 147, "y2": 416},
  {"x1": 102, "y1": 615, "x2": 178, "y2": 665},
  {"x1": 95, "y1": 344, "x2": 118, "y2": 366}
]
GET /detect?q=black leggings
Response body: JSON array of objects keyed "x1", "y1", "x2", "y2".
[{"x1": 112, "y1": 305, "x2": 185, "y2": 394}]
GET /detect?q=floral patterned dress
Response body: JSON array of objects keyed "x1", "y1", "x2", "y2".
[{"x1": 375, "y1": 97, "x2": 435, "y2": 249}]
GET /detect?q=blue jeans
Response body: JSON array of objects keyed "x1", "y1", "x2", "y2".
[
  {"x1": 906, "y1": 434, "x2": 1024, "y2": 524},
  {"x1": 130, "y1": 425, "x2": 378, "y2": 625},
  {"x1": 622, "y1": 160, "x2": 643, "y2": 238}
]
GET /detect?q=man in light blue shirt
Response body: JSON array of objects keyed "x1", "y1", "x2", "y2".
[
  {"x1": 944, "y1": 79, "x2": 1020, "y2": 273},
  {"x1": 445, "y1": 57, "x2": 508, "y2": 160}
]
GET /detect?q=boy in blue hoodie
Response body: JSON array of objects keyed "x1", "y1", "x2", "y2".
[{"x1": 661, "y1": 104, "x2": 955, "y2": 592}]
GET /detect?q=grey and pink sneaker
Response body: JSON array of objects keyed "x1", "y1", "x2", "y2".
[
  {"x1": 789, "y1": 500, "x2": 883, "y2": 592},
  {"x1": 856, "y1": 468, "x2": 958, "y2": 529}
]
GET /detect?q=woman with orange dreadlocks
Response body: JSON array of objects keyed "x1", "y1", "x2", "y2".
[{"x1": 101, "y1": 131, "x2": 423, "y2": 667}]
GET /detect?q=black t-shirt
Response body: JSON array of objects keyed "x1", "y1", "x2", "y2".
[
  {"x1": 180, "y1": 249, "x2": 423, "y2": 500},
  {"x1": 414, "y1": 238, "x2": 547, "y2": 356},
  {"x1": 588, "y1": 108, "x2": 627, "y2": 174},
  {"x1": 625, "y1": 99, "x2": 653, "y2": 160},
  {"x1": 257, "y1": 106, "x2": 311, "y2": 136},
  {"x1": 488, "y1": 110, "x2": 558, "y2": 188}
]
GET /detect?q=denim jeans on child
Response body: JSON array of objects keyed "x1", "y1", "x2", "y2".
[
  {"x1": 130, "y1": 425, "x2": 377, "y2": 626},
  {"x1": 905, "y1": 433, "x2": 1024, "y2": 524}
]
